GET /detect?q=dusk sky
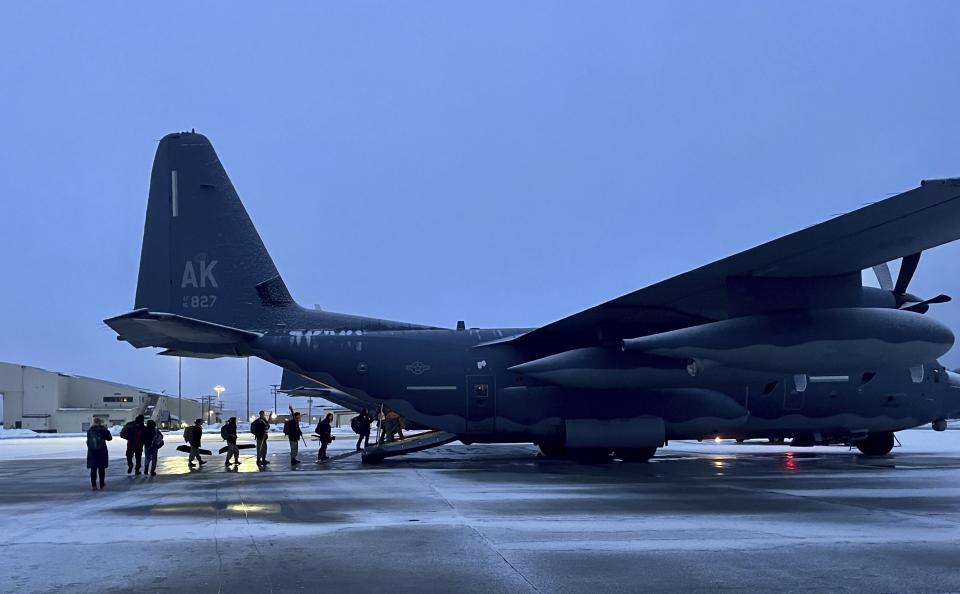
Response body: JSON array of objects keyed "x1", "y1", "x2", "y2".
[{"x1": 1, "y1": 3, "x2": 959, "y2": 415}]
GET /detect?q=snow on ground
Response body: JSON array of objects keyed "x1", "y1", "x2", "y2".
[
  {"x1": 0, "y1": 427, "x2": 360, "y2": 460},
  {"x1": 2, "y1": 426, "x2": 960, "y2": 592},
  {"x1": 0, "y1": 426, "x2": 957, "y2": 461}
]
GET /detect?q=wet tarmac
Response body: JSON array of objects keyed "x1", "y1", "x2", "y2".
[{"x1": 1, "y1": 431, "x2": 959, "y2": 593}]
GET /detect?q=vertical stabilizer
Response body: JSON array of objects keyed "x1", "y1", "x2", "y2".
[{"x1": 134, "y1": 131, "x2": 293, "y2": 329}]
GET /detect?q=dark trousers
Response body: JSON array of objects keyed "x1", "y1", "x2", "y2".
[
  {"x1": 318, "y1": 440, "x2": 330, "y2": 459},
  {"x1": 126, "y1": 447, "x2": 143, "y2": 471},
  {"x1": 357, "y1": 432, "x2": 370, "y2": 451},
  {"x1": 144, "y1": 447, "x2": 159, "y2": 474},
  {"x1": 90, "y1": 467, "x2": 105, "y2": 487},
  {"x1": 256, "y1": 436, "x2": 268, "y2": 462}
]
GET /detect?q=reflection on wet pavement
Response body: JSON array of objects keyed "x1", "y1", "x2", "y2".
[{"x1": 2, "y1": 430, "x2": 960, "y2": 592}]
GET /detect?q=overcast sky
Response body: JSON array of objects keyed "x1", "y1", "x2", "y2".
[{"x1": 1, "y1": 2, "x2": 959, "y2": 415}]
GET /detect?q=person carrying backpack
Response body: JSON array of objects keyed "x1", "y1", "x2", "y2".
[
  {"x1": 120, "y1": 414, "x2": 146, "y2": 475},
  {"x1": 222, "y1": 417, "x2": 240, "y2": 466},
  {"x1": 316, "y1": 413, "x2": 334, "y2": 462},
  {"x1": 142, "y1": 419, "x2": 164, "y2": 476},
  {"x1": 351, "y1": 409, "x2": 373, "y2": 452},
  {"x1": 185, "y1": 419, "x2": 206, "y2": 467},
  {"x1": 283, "y1": 412, "x2": 303, "y2": 465},
  {"x1": 251, "y1": 410, "x2": 271, "y2": 465},
  {"x1": 86, "y1": 417, "x2": 113, "y2": 490}
]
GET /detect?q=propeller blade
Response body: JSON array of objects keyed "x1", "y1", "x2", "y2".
[
  {"x1": 894, "y1": 252, "x2": 922, "y2": 295},
  {"x1": 900, "y1": 294, "x2": 952, "y2": 314},
  {"x1": 872, "y1": 263, "x2": 893, "y2": 291}
]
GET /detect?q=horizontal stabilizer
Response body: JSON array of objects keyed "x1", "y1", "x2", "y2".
[
  {"x1": 157, "y1": 349, "x2": 230, "y2": 360},
  {"x1": 104, "y1": 309, "x2": 261, "y2": 356}
]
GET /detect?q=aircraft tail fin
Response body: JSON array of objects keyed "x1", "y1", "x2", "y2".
[{"x1": 133, "y1": 131, "x2": 295, "y2": 329}]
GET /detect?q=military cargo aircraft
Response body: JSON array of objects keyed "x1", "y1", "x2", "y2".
[{"x1": 106, "y1": 131, "x2": 960, "y2": 462}]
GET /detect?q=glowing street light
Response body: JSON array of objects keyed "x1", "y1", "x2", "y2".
[{"x1": 214, "y1": 385, "x2": 225, "y2": 399}]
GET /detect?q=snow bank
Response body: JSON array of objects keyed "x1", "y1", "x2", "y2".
[{"x1": 0, "y1": 428, "x2": 42, "y2": 439}]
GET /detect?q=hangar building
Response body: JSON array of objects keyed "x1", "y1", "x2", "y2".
[{"x1": 0, "y1": 362, "x2": 202, "y2": 433}]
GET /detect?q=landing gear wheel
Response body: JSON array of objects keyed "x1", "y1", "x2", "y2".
[
  {"x1": 567, "y1": 448, "x2": 613, "y2": 462},
  {"x1": 537, "y1": 442, "x2": 566, "y2": 459},
  {"x1": 615, "y1": 447, "x2": 658, "y2": 463},
  {"x1": 855, "y1": 432, "x2": 895, "y2": 456}
]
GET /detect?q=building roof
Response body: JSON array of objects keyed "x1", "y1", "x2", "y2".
[{"x1": 0, "y1": 361, "x2": 201, "y2": 405}]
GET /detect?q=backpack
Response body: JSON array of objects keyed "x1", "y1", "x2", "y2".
[
  {"x1": 120, "y1": 423, "x2": 132, "y2": 440},
  {"x1": 220, "y1": 425, "x2": 229, "y2": 440},
  {"x1": 152, "y1": 430, "x2": 165, "y2": 449},
  {"x1": 183, "y1": 425, "x2": 194, "y2": 442},
  {"x1": 283, "y1": 420, "x2": 290, "y2": 436},
  {"x1": 350, "y1": 416, "x2": 364, "y2": 435},
  {"x1": 87, "y1": 428, "x2": 105, "y2": 450}
]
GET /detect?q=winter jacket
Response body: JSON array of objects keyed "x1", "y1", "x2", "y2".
[
  {"x1": 283, "y1": 419, "x2": 303, "y2": 441},
  {"x1": 188, "y1": 425, "x2": 203, "y2": 447},
  {"x1": 251, "y1": 417, "x2": 269, "y2": 439},
  {"x1": 222, "y1": 422, "x2": 238, "y2": 445},
  {"x1": 316, "y1": 419, "x2": 332, "y2": 443},
  {"x1": 143, "y1": 426, "x2": 163, "y2": 450},
  {"x1": 357, "y1": 412, "x2": 372, "y2": 435},
  {"x1": 86, "y1": 425, "x2": 113, "y2": 469},
  {"x1": 121, "y1": 420, "x2": 145, "y2": 450}
]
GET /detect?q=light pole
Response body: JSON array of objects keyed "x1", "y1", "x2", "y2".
[
  {"x1": 245, "y1": 357, "x2": 250, "y2": 421},
  {"x1": 178, "y1": 357, "x2": 182, "y2": 428},
  {"x1": 213, "y1": 385, "x2": 225, "y2": 425},
  {"x1": 270, "y1": 384, "x2": 280, "y2": 420}
]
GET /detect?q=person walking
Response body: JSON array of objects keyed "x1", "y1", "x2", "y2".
[
  {"x1": 142, "y1": 419, "x2": 164, "y2": 476},
  {"x1": 316, "y1": 413, "x2": 334, "y2": 462},
  {"x1": 121, "y1": 414, "x2": 146, "y2": 475},
  {"x1": 222, "y1": 417, "x2": 240, "y2": 466},
  {"x1": 186, "y1": 418, "x2": 206, "y2": 468},
  {"x1": 283, "y1": 412, "x2": 303, "y2": 465},
  {"x1": 251, "y1": 410, "x2": 271, "y2": 465},
  {"x1": 86, "y1": 417, "x2": 112, "y2": 490},
  {"x1": 352, "y1": 409, "x2": 373, "y2": 452}
]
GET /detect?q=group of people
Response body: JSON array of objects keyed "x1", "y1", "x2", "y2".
[
  {"x1": 283, "y1": 410, "x2": 343, "y2": 464},
  {"x1": 85, "y1": 414, "x2": 164, "y2": 489},
  {"x1": 85, "y1": 408, "x2": 382, "y2": 488}
]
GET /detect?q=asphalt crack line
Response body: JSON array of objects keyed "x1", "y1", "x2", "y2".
[
  {"x1": 213, "y1": 485, "x2": 225, "y2": 594},
  {"x1": 235, "y1": 478, "x2": 275, "y2": 594},
  {"x1": 414, "y1": 469, "x2": 542, "y2": 594}
]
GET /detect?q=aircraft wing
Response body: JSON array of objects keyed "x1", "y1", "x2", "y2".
[
  {"x1": 104, "y1": 309, "x2": 262, "y2": 357},
  {"x1": 512, "y1": 177, "x2": 960, "y2": 350}
]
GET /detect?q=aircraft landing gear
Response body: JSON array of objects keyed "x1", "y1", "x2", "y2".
[
  {"x1": 855, "y1": 432, "x2": 895, "y2": 456},
  {"x1": 537, "y1": 443, "x2": 613, "y2": 462},
  {"x1": 615, "y1": 447, "x2": 658, "y2": 463},
  {"x1": 537, "y1": 442, "x2": 566, "y2": 459}
]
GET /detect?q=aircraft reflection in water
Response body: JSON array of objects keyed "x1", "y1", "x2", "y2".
[{"x1": 106, "y1": 132, "x2": 960, "y2": 463}]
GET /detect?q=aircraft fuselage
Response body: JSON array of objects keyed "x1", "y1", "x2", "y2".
[{"x1": 245, "y1": 322, "x2": 960, "y2": 445}]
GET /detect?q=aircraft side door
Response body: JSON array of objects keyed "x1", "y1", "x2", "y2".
[{"x1": 466, "y1": 375, "x2": 496, "y2": 434}]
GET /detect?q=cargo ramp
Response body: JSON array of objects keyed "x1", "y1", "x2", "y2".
[{"x1": 361, "y1": 431, "x2": 458, "y2": 464}]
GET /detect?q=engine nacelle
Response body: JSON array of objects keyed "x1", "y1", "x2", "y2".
[
  {"x1": 623, "y1": 307, "x2": 954, "y2": 375},
  {"x1": 509, "y1": 347, "x2": 774, "y2": 388}
]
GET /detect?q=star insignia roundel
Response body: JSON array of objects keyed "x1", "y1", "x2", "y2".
[{"x1": 405, "y1": 361, "x2": 431, "y2": 375}]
